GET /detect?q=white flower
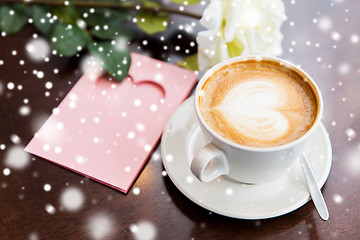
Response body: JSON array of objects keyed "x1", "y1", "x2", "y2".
[{"x1": 196, "y1": 0, "x2": 287, "y2": 71}]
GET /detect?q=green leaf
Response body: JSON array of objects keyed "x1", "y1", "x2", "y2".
[
  {"x1": 176, "y1": 54, "x2": 199, "y2": 71},
  {"x1": 52, "y1": 4, "x2": 79, "y2": 25},
  {"x1": 87, "y1": 41, "x2": 131, "y2": 82},
  {"x1": 170, "y1": 0, "x2": 201, "y2": 5},
  {"x1": 32, "y1": 5, "x2": 58, "y2": 37},
  {"x1": 226, "y1": 36, "x2": 245, "y2": 58},
  {"x1": 50, "y1": 23, "x2": 90, "y2": 56},
  {"x1": 136, "y1": 0, "x2": 169, "y2": 35},
  {"x1": 0, "y1": 4, "x2": 30, "y2": 35},
  {"x1": 80, "y1": 8, "x2": 131, "y2": 27},
  {"x1": 79, "y1": 7, "x2": 133, "y2": 43},
  {"x1": 91, "y1": 23, "x2": 137, "y2": 41}
]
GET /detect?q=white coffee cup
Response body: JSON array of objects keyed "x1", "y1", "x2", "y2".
[{"x1": 191, "y1": 56, "x2": 323, "y2": 183}]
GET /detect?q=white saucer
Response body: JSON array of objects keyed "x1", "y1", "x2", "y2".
[{"x1": 161, "y1": 97, "x2": 332, "y2": 219}]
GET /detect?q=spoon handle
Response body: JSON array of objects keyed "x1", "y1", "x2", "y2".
[{"x1": 300, "y1": 152, "x2": 329, "y2": 221}]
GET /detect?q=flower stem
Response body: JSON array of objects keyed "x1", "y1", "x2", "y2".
[{"x1": 1, "y1": 0, "x2": 202, "y2": 19}]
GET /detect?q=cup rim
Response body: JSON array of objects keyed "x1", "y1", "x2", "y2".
[{"x1": 194, "y1": 55, "x2": 324, "y2": 152}]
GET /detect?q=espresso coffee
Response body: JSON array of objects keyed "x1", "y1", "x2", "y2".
[{"x1": 199, "y1": 59, "x2": 318, "y2": 148}]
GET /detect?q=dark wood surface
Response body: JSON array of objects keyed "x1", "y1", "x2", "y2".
[{"x1": 1, "y1": 1, "x2": 360, "y2": 239}]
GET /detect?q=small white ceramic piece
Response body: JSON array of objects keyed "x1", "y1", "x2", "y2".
[
  {"x1": 300, "y1": 152, "x2": 329, "y2": 221},
  {"x1": 191, "y1": 143, "x2": 229, "y2": 182}
]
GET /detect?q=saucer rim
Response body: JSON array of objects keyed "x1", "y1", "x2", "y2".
[{"x1": 161, "y1": 97, "x2": 332, "y2": 220}]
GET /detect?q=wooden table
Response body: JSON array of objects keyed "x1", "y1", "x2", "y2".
[{"x1": 1, "y1": 1, "x2": 360, "y2": 239}]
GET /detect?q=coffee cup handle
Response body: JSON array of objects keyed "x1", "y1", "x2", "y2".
[{"x1": 191, "y1": 144, "x2": 230, "y2": 182}]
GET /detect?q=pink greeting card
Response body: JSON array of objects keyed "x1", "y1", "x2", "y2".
[{"x1": 25, "y1": 52, "x2": 197, "y2": 193}]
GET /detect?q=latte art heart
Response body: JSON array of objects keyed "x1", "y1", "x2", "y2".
[
  {"x1": 216, "y1": 80, "x2": 290, "y2": 142},
  {"x1": 198, "y1": 60, "x2": 318, "y2": 147}
]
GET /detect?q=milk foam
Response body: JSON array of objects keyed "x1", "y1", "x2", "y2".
[
  {"x1": 199, "y1": 60, "x2": 317, "y2": 147},
  {"x1": 216, "y1": 80, "x2": 290, "y2": 142}
]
